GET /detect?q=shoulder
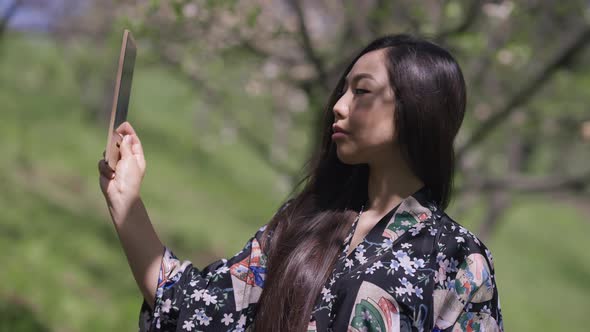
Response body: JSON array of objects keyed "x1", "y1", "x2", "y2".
[
  {"x1": 430, "y1": 214, "x2": 503, "y2": 330},
  {"x1": 256, "y1": 198, "x2": 295, "y2": 253},
  {"x1": 434, "y1": 212, "x2": 496, "y2": 273}
]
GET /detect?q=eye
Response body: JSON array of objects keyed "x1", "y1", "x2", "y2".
[{"x1": 353, "y1": 88, "x2": 370, "y2": 95}]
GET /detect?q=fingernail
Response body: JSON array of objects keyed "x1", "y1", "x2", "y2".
[{"x1": 124, "y1": 135, "x2": 129, "y2": 143}]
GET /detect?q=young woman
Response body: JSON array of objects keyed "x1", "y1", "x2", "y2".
[{"x1": 99, "y1": 34, "x2": 503, "y2": 331}]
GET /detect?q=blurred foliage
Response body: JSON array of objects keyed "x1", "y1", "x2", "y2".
[{"x1": 0, "y1": 0, "x2": 589, "y2": 331}]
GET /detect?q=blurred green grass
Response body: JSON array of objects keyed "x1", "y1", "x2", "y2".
[{"x1": 1, "y1": 33, "x2": 589, "y2": 331}]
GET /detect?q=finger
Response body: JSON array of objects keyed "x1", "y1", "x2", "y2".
[
  {"x1": 119, "y1": 134, "x2": 133, "y2": 160},
  {"x1": 115, "y1": 121, "x2": 137, "y2": 137},
  {"x1": 129, "y1": 134, "x2": 143, "y2": 153},
  {"x1": 98, "y1": 159, "x2": 115, "y2": 178},
  {"x1": 130, "y1": 135, "x2": 146, "y2": 170},
  {"x1": 98, "y1": 159, "x2": 114, "y2": 178},
  {"x1": 99, "y1": 173, "x2": 111, "y2": 194}
]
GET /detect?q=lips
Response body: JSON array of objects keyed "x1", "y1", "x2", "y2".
[{"x1": 332, "y1": 124, "x2": 349, "y2": 134}]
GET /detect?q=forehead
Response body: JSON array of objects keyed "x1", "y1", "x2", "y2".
[{"x1": 347, "y1": 49, "x2": 388, "y2": 81}]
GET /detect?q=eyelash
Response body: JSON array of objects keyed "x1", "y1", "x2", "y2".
[
  {"x1": 340, "y1": 86, "x2": 370, "y2": 96},
  {"x1": 353, "y1": 88, "x2": 370, "y2": 95}
]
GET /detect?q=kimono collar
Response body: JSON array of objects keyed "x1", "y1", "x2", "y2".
[
  {"x1": 380, "y1": 185, "x2": 438, "y2": 242},
  {"x1": 341, "y1": 185, "x2": 438, "y2": 261}
]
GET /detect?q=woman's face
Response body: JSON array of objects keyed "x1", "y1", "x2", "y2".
[{"x1": 332, "y1": 49, "x2": 397, "y2": 165}]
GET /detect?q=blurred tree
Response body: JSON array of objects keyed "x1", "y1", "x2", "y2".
[
  {"x1": 0, "y1": 294, "x2": 50, "y2": 332},
  {"x1": 50, "y1": 0, "x2": 120, "y2": 123},
  {"x1": 116, "y1": 0, "x2": 590, "y2": 239},
  {"x1": 0, "y1": 0, "x2": 23, "y2": 39}
]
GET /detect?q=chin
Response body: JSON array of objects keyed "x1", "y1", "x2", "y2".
[{"x1": 335, "y1": 149, "x2": 362, "y2": 165}]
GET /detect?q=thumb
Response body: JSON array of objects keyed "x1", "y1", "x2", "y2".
[{"x1": 120, "y1": 135, "x2": 133, "y2": 159}]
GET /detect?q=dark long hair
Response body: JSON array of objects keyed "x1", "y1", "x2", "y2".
[{"x1": 253, "y1": 34, "x2": 466, "y2": 331}]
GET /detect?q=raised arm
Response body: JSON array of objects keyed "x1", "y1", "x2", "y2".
[{"x1": 98, "y1": 121, "x2": 163, "y2": 307}]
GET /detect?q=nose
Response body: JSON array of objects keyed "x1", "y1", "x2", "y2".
[{"x1": 333, "y1": 93, "x2": 349, "y2": 120}]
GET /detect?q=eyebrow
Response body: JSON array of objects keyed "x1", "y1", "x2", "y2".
[{"x1": 345, "y1": 73, "x2": 376, "y2": 84}]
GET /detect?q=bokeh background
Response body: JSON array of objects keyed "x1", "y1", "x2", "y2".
[{"x1": 1, "y1": 0, "x2": 589, "y2": 331}]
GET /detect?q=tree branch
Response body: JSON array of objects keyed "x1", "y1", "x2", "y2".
[
  {"x1": 286, "y1": 0, "x2": 329, "y2": 91},
  {"x1": 156, "y1": 47, "x2": 297, "y2": 177},
  {"x1": 477, "y1": 190, "x2": 510, "y2": 241},
  {"x1": 457, "y1": 24, "x2": 590, "y2": 159},
  {"x1": 435, "y1": 0, "x2": 483, "y2": 43},
  {"x1": 462, "y1": 171, "x2": 590, "y2": 193}
]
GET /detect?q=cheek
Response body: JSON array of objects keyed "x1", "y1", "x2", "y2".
[
  {"x1": 335, "y1": 119, "x2": 394, "y2": 164},
  {"x1": 353, "y1": 115, "x2": 395, "y2": 148}
]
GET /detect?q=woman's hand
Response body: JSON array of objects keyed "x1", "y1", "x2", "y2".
[{"x1": 98, "y1": 121, "x2": 147, "y2": 224}]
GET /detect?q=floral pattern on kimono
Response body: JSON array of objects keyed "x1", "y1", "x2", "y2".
[{"x1": 138, "y1": 186, "x2": 503, "y2": 331}]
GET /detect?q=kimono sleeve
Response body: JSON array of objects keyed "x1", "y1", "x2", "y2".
[
  {"x1": 138, "y1": 200, "x2": 291, "y2": 332},
  {"x1": 432, "y1": 216, "x2": 504, "y2": 332}
]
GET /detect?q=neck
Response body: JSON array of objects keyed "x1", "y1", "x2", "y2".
[{"x1": 366, "y1": 155, "x2": 424, "y2": 215}]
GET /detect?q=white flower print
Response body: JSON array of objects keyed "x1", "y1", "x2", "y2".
[
  {"x1": 413, "y1": 258, "x2": 425, "y2": 269},
  {"x1": 395, "y1": 278, "x2": 410, "y2": 296},
  {"x1": 182, "y1": 320, "x2": 195, "y2": 331},
  {"x1": 398, "y1": 254, "x2": 417, "y2": 276},
  {"x1": 161, "y1": 299, "x2": 172, "y2": 313},
  {"x1": 361, "y1": 308, "x2": 373, "y2": 321},
  {"x1": 321, "y1": 287, "x2": 335, "y2": 302},
  {"x1": 329, "y1": 277, "x2": 337, "y2": 286},
  {"x1": 203, "y1": 292, "x2": 217, "y2": 305},
  {"x1": 429, "y1": 226, "x2": 437, "y2": 236},
  {"x1": 393, "y1": 250, "x2": 405, "y2": 259},
  {"x1": 394, "y1": 277, "x2": 422, "y2": 299},
  {"x1": 401, "y1": 243, "x2": 412, "y2": 249},
  {"x1": 415, "y1": 287, "x2": 424, "y2": 299},
  {"x1": 381, "y1": 238, "x2": 394, "y2": 250},
  {"x1": 237, "y1": 314, "x2": 247, "y2": 328},
  {"x1": 410, "y1": 222, "x2": 425, "y2": 236},
  {"x1": 344, "y1": 258, "x2": 354, "y2": 268},
  {"x1": 401, "y1": 220, "x2": 413, "y2": 227},
  {"x1": 473, "y1": 235, "x2": 481, "y2": 246},
  {"x1": 434, "y1": 257, "x2": 450, "y2": 286},
  {"x1": 355, "y1": 244, "x2": 366, "y2": 254},
  {"x1": 194, "y1": 308, "x2": 205, "y2": 319},
  {"x1": 190, "y1": 289, "x2": 204, "y2": 301},
  {"x1": 389, "y1": 259, "x2": 400, "y2": 271},
  {"x1": 455, "y1": 236, "x2": 465, "y2": 243},
  {"x1": 194, "y1": 309, "x2": 212, "y2": 326},
  {"x1": 355, "y1": 250, "x2": 368, "y2": 264},
  {"x1": 199, "y1": 314, "x2": 212, "y2": 326},
  {"x1": 216, "y1": 265, "x2": 230, "y2": 274},
  {"x1": 221, "y1": 313, "x2": 234, "y2": 326}
]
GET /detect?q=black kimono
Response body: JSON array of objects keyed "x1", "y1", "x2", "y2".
[{"x1": 139, "y1": 186, "x2": 503, "y2": 331}]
